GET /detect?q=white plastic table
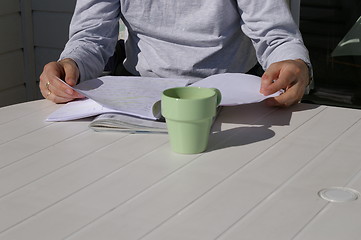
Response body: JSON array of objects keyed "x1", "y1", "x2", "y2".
[{"x1": 1, "y1": 99, "x2": 361, "y2": 240}]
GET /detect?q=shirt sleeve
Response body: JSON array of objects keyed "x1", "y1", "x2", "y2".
[
  {"x1": 59, "y1": 0, "x2": 121, "y2": 81},
  {"x1": 236, "y1": 0, "x2": 311, "y2": 69}
]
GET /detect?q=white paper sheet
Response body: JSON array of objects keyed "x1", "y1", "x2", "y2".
[
  {"x1": 190, "y1": 73, "x2": 282, "y2": 106},
  {"x1": 47, "y1": 73, "x2": 282, "y2": 122},
  {"x1": 73, "y1": 76, "x2": 190, "y2": 119},
  {"x1": 46, "y1": 98, "x2": 118, "y2": 121}
]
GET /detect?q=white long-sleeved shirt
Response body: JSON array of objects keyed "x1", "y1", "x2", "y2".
[{"x1": 60, "y1": 0, "x2": 310, "y2": 82}]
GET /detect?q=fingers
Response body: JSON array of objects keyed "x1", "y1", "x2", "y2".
[
  {"x1": 264, "y1": 87, "x2": 301, "y2": 108},
  {"x1": 261, "y1": 62, "x2": 297, "y2": 95},
  {"x1": 261, "y1": 59, "x2": 310, "y2": 107},
  {"x1": 59, "y1": 58, "x2": 80, "y2": 87},
  {"x1": 260, "y1": 65, "x2": 279, "y2": 96},
  {"x1": 41, "y1": 81, "x2": 76, "y2": 103},
  {"x1": 42, "y1": 76, "x2": 83, "y2": 103},
  {"x1": 39, "y1": 59, "x2": 83, "y2": 103}
]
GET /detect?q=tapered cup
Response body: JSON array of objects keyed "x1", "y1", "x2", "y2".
[{"x1": 161, "y1": 87, "x2": 221, "y2": 154}]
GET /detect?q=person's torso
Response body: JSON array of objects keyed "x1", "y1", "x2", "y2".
[{"x1": 120, "y1": 0, "x2": 257, "y2": 81}]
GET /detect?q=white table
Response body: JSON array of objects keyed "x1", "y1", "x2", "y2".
[{"x1": 1, "y1": 99, "x2": 361, "y2": 240}]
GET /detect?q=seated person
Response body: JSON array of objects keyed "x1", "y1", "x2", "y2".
[{"x1": 39, "y1": 0, "x2": 312, "y2": 107}]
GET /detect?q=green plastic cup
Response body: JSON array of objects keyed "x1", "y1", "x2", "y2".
[{"x1": 161, "y1": 87, "x2": 221, "y2": 154}]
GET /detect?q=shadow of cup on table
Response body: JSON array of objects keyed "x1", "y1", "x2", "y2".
[
  {"x1": 207, "y1": 102, "x2": 321, "y2": 152},
  {"x1": 207, "y1": 125, "x2": 276, "y2": 152},
  {"x1": 161, "y1": 87, "x2": 222, "y2": 154}
]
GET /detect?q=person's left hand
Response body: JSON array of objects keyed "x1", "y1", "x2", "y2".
[{"x1": 260, "y1": 59, "x2": 310, "y2": 107}]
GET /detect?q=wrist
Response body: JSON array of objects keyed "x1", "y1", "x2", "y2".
[{"x1": 296, "y1": 59, "x2": 314, "y2": 94}]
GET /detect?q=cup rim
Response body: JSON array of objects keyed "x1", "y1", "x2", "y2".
[{"x1": 162, "y1": 87, "x2": 217, "y2": 101}]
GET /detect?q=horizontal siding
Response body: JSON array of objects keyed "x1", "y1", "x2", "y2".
[
  {"x1": 301, "y1": 6, "x2": 344, "y2": 23},
  {"x1": 32, "y1": 0, "x2": 76, "y2": 13},
  {"x1": 1, "y1": 1, "x2": 77, "y2": 107},
  {"x1": 35, "y1": 86, "x2": 43, "y2": 100},
  {"x1": 31, "y1": 0, "x2": 76, "y2": 104},
  {"x1": 33, "y1": 11, "x2": 73, "y2": 49},
  {"x1": 0, "y1": 51, "x2": 24, "y2": 91},
  {"x1": 301, "y1": 0, "x2": 341, "y2": 8},
  {"x1": 0, "y1": 85, "x2": 27, "y2": 108},
  {"x1": 0, "y1": 0, "x2": 20, "y2": 16},
  {"x1": 302, "y1": 34, "x2": 339, "y2": 50},
  {"x1": 300, "y1": 20, "x2": 345, "y2": 36},
  {"x1": 0, "y1": 13, "x2": 22, "y2": 54},
  {"x1": 34, "y1": 47, "x2": 63, "y2": 78},
  {"x1": 299, "y1": 0, "x2": 361, "y2": 99},
  {"x1": 0, "y1": 1, "x2": 25, "y2": 107}
]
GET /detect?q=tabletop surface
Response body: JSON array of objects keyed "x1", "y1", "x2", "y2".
[{"x1": 0, "y1": 99, "x2": 361, "y2": 240}]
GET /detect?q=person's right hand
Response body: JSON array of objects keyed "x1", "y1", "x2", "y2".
[{"x1": 39, "y1": 58, "x2": 84, "y2": 103}]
